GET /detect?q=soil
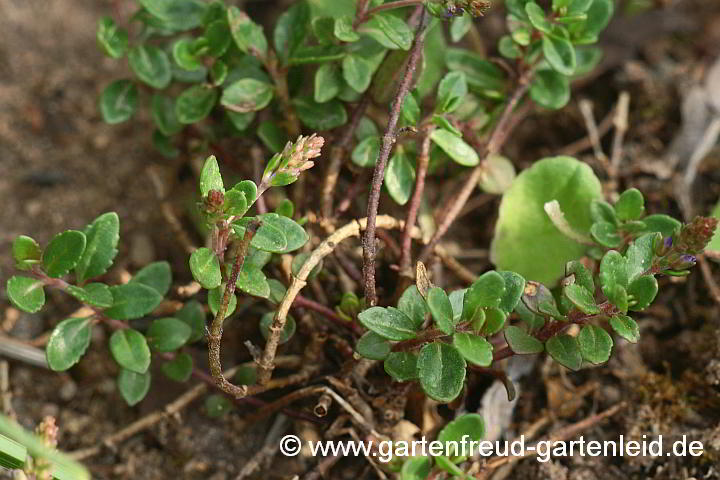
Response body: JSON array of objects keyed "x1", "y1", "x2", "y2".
[{"x1": 1, "y1": 0, "x2": 720, "y2": 479}]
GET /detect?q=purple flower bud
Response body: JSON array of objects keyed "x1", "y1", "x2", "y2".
[
  {"x1": 682, "y1": 254, "x2": 696, "y2": 264},
  {"x1": 664, "y1": 236, "x2": 673, "y2": 249}
]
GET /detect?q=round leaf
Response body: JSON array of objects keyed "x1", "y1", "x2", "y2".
[
  {"x1": 384, "y1": 151, "x2": 415, "y2": 205},
  {"x1": 46, "y1": 317, "x2": 92, "y2": 371},
  {"x1": 542, "y1": 34, "x2": 576, "y2": 76},
  {"x1": 109, "y1": 329, "x2": 151, "y2": 374},
  {"x1": 161, "y1": 353, "x2": 194, "y2": 382},
  {"x1": 6, "y1": 276, "x2": 45, "y2": 313},
  {"x1": 147, "y1": 317, "x2": 192, "y2": 352},
  {"x1": 351, "y1": 136, "x2": 380, "y2": 167},
  {"x1": 42, "y1": 230, "x2": 86, "y2": 278},
  {"x1": 105, "y1": 283, "x2": 163, "y2": 320},
  {"x1": 609, "y1": 314, "x2": 639, "y2": 343},
  {"x1": 100, "y1": 79, "x2": 138, "y2": 124},
  {"x1": 66, "y1": 283, "x2": 113, "y2": 308},
  {"x1": 452, "y1": 332, "x2": 493, "y2": 366},
  {"x1": 614, "y1": 188, "x2": 645, "y2": 221},
  {"x1": 128, "y1": 44, "x2": 172, "y2": 89},
  {"x1": 130, "y1": 261, "x2": 172, "y2": 297},
  {"x1": 504, "y1": 325, "x2": 544, "y2": 354},
  {"x1": 259, "y1": 312, "x2": 296, "y2": 344},
  {"x1": 427, "y1": 287, "x2": 455, "y2": 335},
  {"x1": 627, "y1": 275, "x2": 658, "y2": 311},
  {"x1": 357, "y1": 306, "x2": 418, "y2": 341},
  {"x1": 356, "y1": 331, "x2": 391, "y2": 360},
  {"x1": 577, "y1": 324, "x2": 613, "y2": 364},
  {"x1": 563, "y1": 284, "x2": 600, "y2": 314},
  {"x1": 75, "y1": 212, "x2": 120, "y2": 283},
  {"x1": 190, "y1": 248, "x2": 222, "y2": 289},
  {"x1": 545, "y1": 334, "x2": 582, "y2": 370},
  {"x1": 417, "y1": 342, "x2": 466, "y2": 403},
  {"x1": 208, "y1": 284, "x2": 237, "y2": 319},
  {"x1": 97, "y1": 17, "x2": 128, "y2": 59},
  {"x1": 530, "y1": 69, "x2": 570, "y2": 110},
  {"x1": 221, "y1": 78, "x2": 275, "y2": 113},
  {"x1": 117, "y1": 369, "x2": 151, "y2": 406},
  {"x1": 176, "y1": 300, "x2": 206, "y2": 343},
  {"x1": 430, "y1": 129, "x2": 479, "y2": 167},
  {"x1": 314, "y1": 63, "x2": 342, "y2": 103},
  {"x1": 176, "y1": 85, "x2": 218, "y2": 124},
  {"x1": 384, "y1": 352, "x2": 418, "y2": 382}
]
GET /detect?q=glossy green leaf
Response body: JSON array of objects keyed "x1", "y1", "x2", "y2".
[
  {"x1": 117, "y1": 369, "x2": 151, "y2": 406},
  {"x1": 497, "y1": 271, "x2": 525, "y2": 314},
  {"x1": 362, "y1": 13, "x2": 412, "y2": 50},
  {"x1": 43, "y1": 230, "x2": 86, "y2": 278},
  {"x1": 66, "y1": 283, "x2": 113, "y2": 308},
  {"x1": 384, "y1": 150, "x2": 415, "y2": 205},
  {"x1": 605, "y1": 283, "x2": 628, "y2": 312},
  {"x1": 491, "y1": 156, "x2": 602, "y2": 285},
  {"x1": 128, "y1": 45, "x2": 172, "y2": 89},
  {"x1": 130, "y1": 261, "x2": 172, "y2": 297},
  {"x1": 172, "y1": 38, "x2": 203, "y2": 71},
  {"x1": 357, "y1": 306, "x2": 418, "y2": 341},
  {"x1": 525, "y1": 2, "x2": 552, "y2": 33},
  {"x1": 453, "y1": 332, "x2": 493, "y2": 366},
  {"x1": 437, "y1": 71, "x2": 468, "y2": 114},
  {"x1": 530, "y1": 69, "x2": 570, "y2": 109},
  {"x1": 199, "y1": 155, "x2": 224, "y2": 196},
  {"x1": 599, "y1": 250, "x2": 628, "y2": 293},
  {"x1": 12, "y1": 235, "x2": 41, "y2": 270},
  {"x1": 615, "y1": 188, "x2": 644, "y2": 221},
  {"x1": 430, "y1": 129, "x2": 479, "y2": 167},
  {"x1": 312, "y1": 16, "x2": 335, "y2": 44},
  {"x1": 236, "y1": 264, "x2": 270, "y2": 298},
  {"x1": 351, "y1": 136, "x2": 380, "y2": 167},
  {"x1": 401, "y1": 92, "x2": 420, "y2": 126},
  {"x1": 545, "y1": 334, "x2": 582, "y2": 370},
  {"x1": 384, "y1": 352, "x2": 419, "y2": 382},
  {"x1": 482, "y1": 307, "x2": 507, "y2": 335},
  {"x1": 293, "y1": 96, "x2": 347, "y2": 130},
  {"x1": 190, "y1": 248, "x2": 221, "y2": 289},
  {"x1": 542, "y1": 34, "x2": 576, "y2": 76},
  {"x1": 334, "y1": 15, "x2": 360, "y2": 42},
  {"x1": 147, "y1": 317, "x2": 192, "y2": 352},
  {"x1": 563, "y1": 284, "x2": 600, "y2": 314},
  {"x1": 97, "y1": 17, "x2": 128, "y2": 59},
  {"x1": 445, "y1": 48, "x2": 505, "y2": 98},
  {"x1": 625, "y1": 233, "x2": 657, "y2": 281},
  {"x1": 504, "y1": 325, "x2": 544, "y2": 354},
  {"x1": 6, "y1": 276, "x2": 45, "y2": 313},
  {"x1": 356, "y1": 331, "x2": 391, "y2": 360},
  {"x1": 478, "y1": 154, "x2": 516, "y2": 195},
  {"x1": 205, "y1": 19, "x2": 232, "y2": 57},
  {"x1": 176, "y1": 85, "x2": 218, "y2": 124},
  {"x1": 314, "y1": 63, "x2": 342, "y2": 103},
  {"x1": 627, "y1": 275, "x2": 657, "y2": 311},
  {"x1": 498, "y1": 35, "x2": 522, "y2": 59},
  {"x1": 643, "y1": 214, "x2": 681, "y2": 238},
  {"x1": 105, "y1": 283, "x2": 163, "y2": 320},
  {"x1": 109, "y1": 329, "x2": 151, "y2": 374},
  {"x1": 74, "y1": 212, "x2": 119, "y2": 283},
  {"x1": 229, "y1": 180, "x2": 257, "y2": 207},
  {"x1": 274, "y1": 1, "x2": 310, "y2": 64},
  {"x1": 565, "y1": 260, "x2": 594, "y2": 292},
  {"x1": 138, "y1": 0, "x2": 206, "y2": 30},
  {"x1": 591, "y1": 221, "x2": 622, "y2": 248},
  {"x1": 397, "y1": 286, "x2": 428, "y2": 329},
  {"x1": 162, "y1": 353, "x2": 193, "y2": 382},
  {"x1": 46, "y1": 317, "x2": 92, "y2": 371},
  {"x1": 609, "y1": 314, "x2": 639, "y2": 343},
  {"x1": 463, "y1": 271, "x2": 506, "y2": 324},
  {"x1": 227, "y1": 6, "x2": 268, "y2": 57},
  {"x1": 208, "y1": 284, "x2": 237, "y2": 319},
  {"x1": 427, "y1": 287, "x2": 455, "y2": 335},
  {"x1": 221, "y1": 78, "x2": 274, "y2": 113},
  {"x1": 580, "y1": 0, "x2": 613, "y2": 38},
  {"x1": 417, "y1": 342, "x2": 466, "y2": 403},
  {"x1": 176, "y1": 300, "x2": 206, "y2": 342},
  {"x1": 577, "y1": 324, "x2": 613, "y2": 364}
]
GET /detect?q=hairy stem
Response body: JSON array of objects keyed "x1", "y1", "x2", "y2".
[
  {"x1": 362, "y1": 6, "x2": 428, "y2": 306},
  {"x1": 208, "y1": 220, "x2": 260, "y2": 398}
]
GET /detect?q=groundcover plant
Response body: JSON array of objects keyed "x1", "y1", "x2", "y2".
[{"x1": 3, "y1": 0, "x2": 720, "y2": 478}]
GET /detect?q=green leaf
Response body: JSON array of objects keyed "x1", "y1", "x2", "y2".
[
  {"x1": 401, "y1": 93, "x2": 420, "y2": 126},
  {"x1": 236, "y1": 264, "x2": 270, "y2": 298},
  {"x1": 0, "y1": 433, "x2": 26, "y2": 469},
  {"x1": 208, "y1": 284, "x2": 237, "y2": 319},
  {"x1": 221, "y1": 78, "x2": 274, "y2": 113},
  {"x1": 384, "y1": 150, "x2": 415, "y2": 205},
  {"x1": 43, "y1": 230, "x2": 86, "y2": 278},
  {"x1": 417, "y1": 342, "x2": 466, "y2": 403},
  {"x1": 521, "y1": 281, "x2": 561, "y2": 318},
  {"x1": 210, "y1": 59, "x2": 228, "y2": 86},
  {"x1": 233, "y1": 219, "x2": 286, "y2": 253},
  {"x1": 577, "y1": 324, "x2": 613, "y2": 364},
  {"x1": 342, "y1": 54, "x2": 374, "y2": 93},
  {"x1": 224, "y1": 190, "x2": 248, "y2": 217},
  {"x1": 74, "y1": 212, "x2": 119, "y2": 283},
  {"x1": 401, "y1": 456, "x2": 432, "y2": 480},
  {"x1": 312, "y1": 16, "x2": 335, "y2": 44},
  {"x1": 291, "y1": 252, "x2": 321, "y2": 280},
  {"x1": 259, "y1": 213, "x2": 308, "y2": 253},
  {"x1": 590, "y1": 221, "x2": 622, "y2": 248},
  {"x1": 445, "y1": 48, "x2": 505, "y2": 98},
  {"x1": 384, "y1": 352, "x2": 419, "y2": 382},
  {"x1": 504, "y1": 325, "x2": 544, "y2": 354},
  {"x1": 563, "y1": 284, "x2": 600, "y2": 314},
  {"x1": 274, "y1": 1, "x2": 310, "y2": 64},
  {"x1": 599, "y1": 250, "x2": 628, "y2": 294},
  {"x1": 172, "y1": 38, "x2": 203, "y2": 71},
  {"x1": 128, "y1": 44, "x2": 172, "y2": 89},
  {"x1": 176, "y1": 300, "x2": 206, "y2": 342},
  {"x1": 229, "y1": 180, "x2": 257, "y2": 207},
  {"x1": 109, "y1": 329, "x2": 151, "y2": 374},
  {"x1": 205, "y1": 20, "x2": 232, "y2": 57},
  {"x1": 605, "y1": 283, "x2": 628, "y2": 312},
  {"x1": 6, "y1": 276, "x2": 45, "y2": 313},
  {"x1": 545, "y1": 334, "x2": 582, "y2": 370},
  {"x1": 463, "y1": 271, "x2": 506, "y2": 323},
  {"x1": 397, "y1": 286, "x2": 428, "y2": 329},
  {"x1": 580, "y1": 0, "x2": 613, "y2": 38},
  {"x1": 105, "y1": 283, "x2": 163, "y2": 320},
  {"x1": 314, "y1": 63, "x2": 342, "y2": 103},
  {"x1": 199, "y1": 155, "x2": 224, "y2": 196},
  {"x1": 615, "y1": 188, "x2": 644, "y2": 221},
  {"x1": 138, "y1": 0, "x2": 206, "y2": 30},
  {"x1": 147, "y1": 317, "x2": 192, "y2": 352},
  {"x1": 643, "y1": 214, "x2": 681, "y2": 238},
  {"x1": 334, "y1": 15, "x2": 360, "y2": 42},
  {"x1": 351, "y1": 136, "x2": 380, "y2": 167},
  {"x1": 46, "y1": 317, "x2": 92, "y2": 371},
  {"x1": 226, "y1": 111, "x2": 255, "y2": 131},
  {"x1": 497, "y1": 271, "x2": 525, "y2": 314},
  {"x1": 609, "y1": 314, "x2": 639, "y2": 343},
  {"x1": 97, "y1": 17, "x2": 128, "y2": 59},
  {"x1": 117, "y1": 369, "x2": 151, "y2": 406},
  {"x1": 542, "y1": 34, "x2": 576, "y2": 76},
  {"x1": 525, "y1": 2, "x2": 552, "y2": 33},
  {"x1": 437, "y1": 413, "x2": 485, "y2": 458},
  {"x1": 530, "y1": 69, "x2": 570, "y2": 110},
  {"x1": 130, "y1": 261, "x2": 172, "y2": 297},
  {"x1": 449, "y1": 289, "x2": 466, "y2": 323},
  {"x1": 190, "y1": 248, "x2": 222, "y2": 289},
  {"x1": 626, "y1": 233, "x2": 658, "y2": 281},
  {"x1": 66, "y1": 283, "x2": 113, "y2": 308},
  {"x1": 161, "y1": 353, "x2": 193, "y2": 382},
  {"x1": 437, "y1": 71, "x2": 468, "y2": 114},
  {"x1": 356, "y1": 331, "x2": 391, "y2": 360},
  {"x1": 267, "y1": 279, "x2": 287, "y2": 305},
  {"x1": 427, "y1": 287, "x2": 455, "y2": 335},
  {"x1": 499, "y1": 35, "x2": 522, "y2": 59},
  {"x1": 453, "y1": 332, "x2": 493, "y2": 366},
  {"x1": 12, "y1": 235, "x2": 41, "y2": 270},
  {"x1": 276, "y1": 199, "x2": 295, "y2": 218},
  {"x1": 153, "y1": 130, "x2": 180, "y2": 158},
  {"x1": 430, "y1": 129, "x2": 479, "y2": 167},
  {"x1": 627, "y1": 275, "x2": 657, "y2": 311},
  {"x1": 259, "y1": 312, "x2": 296, "y2": 344},
  {"x1": 176, "y1": 85, "x2": 218, "y2": 124},
  {"x1": 205, "y1": 394, "x2": 233, "y2": 417},
  {"x1": 590, "y1": 200, "x2": 617, "y2": 224},
  {"x1": 491, "y1": 156, "x2": 602, "y2": 285},
  {"x1": 227, "y1": 6, "x2": 268, "y2": 58},
  {"x1": 362, "y1": 13, "x2": 412, "y2": 50},
  {"x1": 289, "y1": 44, "x2": 346, "y2": 65},
  {"x1": 293, "y1": 96, "x2": 347, "y2": 130},
  {"x1": 151, "y1": 94, "x2": 183, "y2": 136},
  {"x1": 256, "y1": 121, "x2": 289, "y2": 154},
  {"x1": 450, "y1": 14, "x2": 472, "y2": 42},
  {"x1": 483, "y1": 307, "x2": 507, "y2": 335},
  {"x1": 565, "y1": 260, "x2": 594, "y2": 292},
  {"x1": 358, "y1": 306, "x2": 418, "y2": 341}
]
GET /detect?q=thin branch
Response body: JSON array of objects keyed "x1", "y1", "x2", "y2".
[
  {"x1": 418, "y1": 69, "x2": 534, "y2": 263},
  {"x1": 399, "y1": 126, "x2": 433, "y2": 273},
  {"x1": 354, "y1": 0, "x2": 424, "y2": 26},
  {"x1": 208, "y1": 220, "x2": 261, "y2": 398},
  {"x1": 362, "y1": 6, "x2": 429, "y2": 306}
]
